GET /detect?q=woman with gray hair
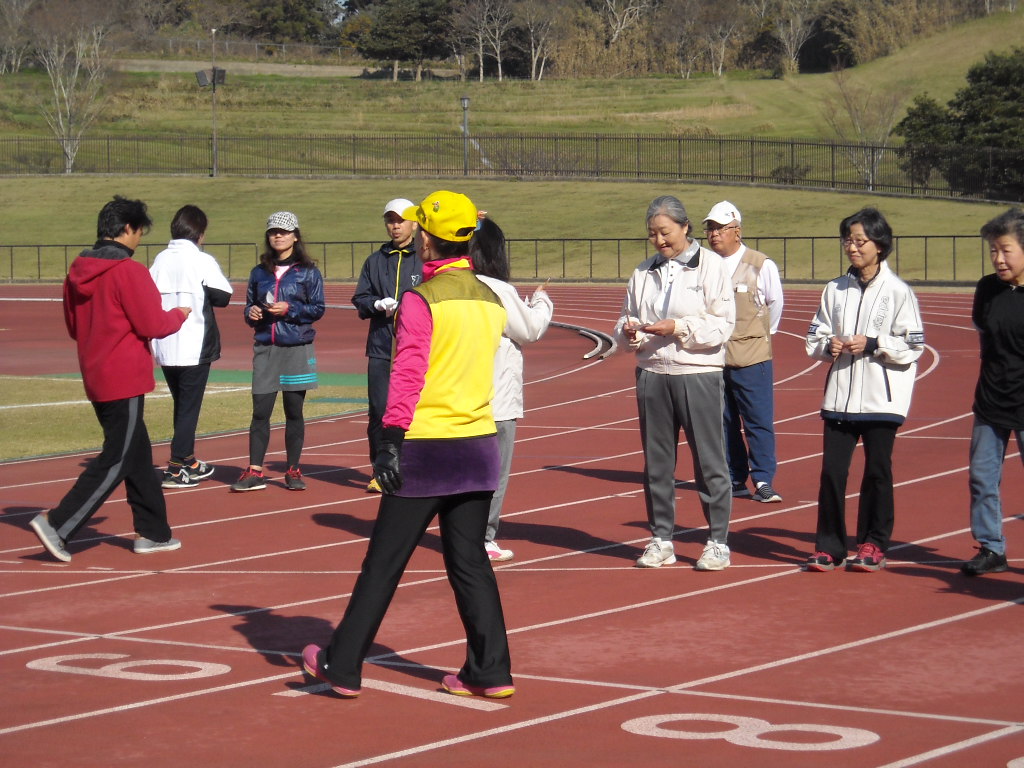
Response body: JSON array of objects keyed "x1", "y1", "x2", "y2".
[{"x1": 615, "y1": 195, "x2": 736, "y2": 570}]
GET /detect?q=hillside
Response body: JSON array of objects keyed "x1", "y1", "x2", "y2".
[{"x1": 0, "y1": 11, "x2": 1020, "y2": 140}]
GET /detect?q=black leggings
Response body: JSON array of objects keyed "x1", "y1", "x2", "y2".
[{"x1": 249, "y1": 390, "x2": 306, "y2": 468}]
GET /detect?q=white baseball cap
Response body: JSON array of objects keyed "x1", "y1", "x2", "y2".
[
  {"x1": 703, "y1": 201, "x2": 742, "y2": 226},
  {"x1": 383, "y1": 198, "x2": 415, "y2": 217}
]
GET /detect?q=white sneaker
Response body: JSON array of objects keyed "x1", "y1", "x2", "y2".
[
  {"x1": 636, "y1": 537, "x2": 676, "y2": 568},
  {"x1": 485, "y1": 540, "x2": 514, "y2": 562},
  {"x1": 695, "y1": 540, "x2": 730, "y2": 571}
]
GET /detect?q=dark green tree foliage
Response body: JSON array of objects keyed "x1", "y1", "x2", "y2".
[
  {"x1": 357, "y1": 0, "x2": 451, "y2": 71},
  {"x1": 896, "y1": 47, "x2": 1024, "y2": 200},
  {"x1": 245, "y1": 0, "x2": 338, "y2": 42}
]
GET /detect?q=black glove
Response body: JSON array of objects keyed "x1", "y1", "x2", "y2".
[{"x1": 373, "y1": 426, "x2": 406, "y2": 494}]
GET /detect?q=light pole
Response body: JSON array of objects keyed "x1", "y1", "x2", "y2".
[
  {"x1": 210, "y1": 28, "x2": 218, "y2": 177},
  {"x1": 461, "y1": 95, "x2": 470, "y2": 176},
  {"x1": 195, "y1": 30, "x2": 226, "y2": 177}
]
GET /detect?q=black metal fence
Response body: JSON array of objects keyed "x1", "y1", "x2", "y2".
[
  {"x1": 1, "y1": 234, "x2": 992, "y2": 286},
  {"x1": 1, "y1": 134, "x2": 1021, "y2": 202}
]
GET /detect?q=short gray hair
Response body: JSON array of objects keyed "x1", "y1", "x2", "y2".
[
  {"x1": 646, "y1": 195, "x2": 689, "y2": 229},
  {"x1": 980, "y1": 207, "x2": 1024, "y2": 246}
]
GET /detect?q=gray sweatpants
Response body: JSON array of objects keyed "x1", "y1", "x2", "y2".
[{"x1": 636, "y1": 368, "x2": 732, "y2": 543}]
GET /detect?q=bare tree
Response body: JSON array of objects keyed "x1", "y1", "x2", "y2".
[
  {"x1": 702, "y1": 0, "x2": 744, "y2": 77},
  {"x1": 651, "y1": 0, "x2": 702, "y2": 78},
  {"x1": 772, "y1": 0, "x2": 822, "y2": 75},
  {"x1": 453, "y1": 0, "x2": 489, "y2": 81},
  {"x1": 602, "y1": 0, "x2": 656, "y2": 44},
  {"x1": 0, "y1": 0, "x2": 37, "y2": 73},
  {"x1": 822, "y1": 68, "x2": 906, "y2": 190},
  {"x1": 482, "y1": 0, "x2": 515, "y2": 81},
  {"x1": 33, "y1": 0, "x2": 112, "y2": 174},
  {"x1": 513, "y1": 0, "x2": 556, "y2": 80}
]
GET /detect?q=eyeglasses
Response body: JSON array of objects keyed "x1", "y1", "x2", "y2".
[
  {"x1": 842, "y1": 238, "x2": 871, "y2": 249},
  {"x1": 703, "y1": 224, "x2": 739, "y2": 235}
]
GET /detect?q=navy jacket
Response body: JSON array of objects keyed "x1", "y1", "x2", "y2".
[
  {"x1": 351, "y1": 242, "x2": 422, "y2": 359},
  {"x1": 244, "y1": 262, "x2": 325, "y2": 346}
]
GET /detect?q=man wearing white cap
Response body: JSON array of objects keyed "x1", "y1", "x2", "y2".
[
  {"x1": 703, "y1": 201, "x2": 785, "y2": 503},
  {"x1": 352, "y1": 199, "x2": 423, "y2": 491}
]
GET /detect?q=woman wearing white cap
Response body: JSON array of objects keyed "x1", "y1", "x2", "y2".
[{"x1": 232, "y1": 211, "x2": 325, "y2": 492}]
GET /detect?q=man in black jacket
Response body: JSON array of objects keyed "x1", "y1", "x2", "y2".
[{"x1": 351, "y1": 198, "x2": 423, "y2": 492}]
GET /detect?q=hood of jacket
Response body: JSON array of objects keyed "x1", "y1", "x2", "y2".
[{"x1": 66, "y1": 241, "x2": 134, "y2": 299}]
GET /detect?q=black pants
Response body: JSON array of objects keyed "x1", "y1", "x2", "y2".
[
  {"x1": 249, "y1": 390, "x2": 305, "y2": 467},
  {"x1": 162, "y1": 363, "x2": 211, "y2": 464},
  {"x1": 49, "y1": 395, "x2": 172, "y2": 544},
  {"x1": 366, "y1": 356, "x2": 391, "y2": 462},
  {"x1": 322, "y1": 492, "x2": 512, "y2": 691},
  {"x1": 815, "y1": 419, "x2": 898, "y2": 561}
]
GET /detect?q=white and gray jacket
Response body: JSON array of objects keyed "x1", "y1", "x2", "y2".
[
  {"x1": 805, "y1": 261, "x2": 925, "y2": 423},
  {"x1": 476, "y1": 275, "x2": 554, "y2": 421},
  {"x1": 614, "y1": 239, "x2": 735, "y2": 375}
]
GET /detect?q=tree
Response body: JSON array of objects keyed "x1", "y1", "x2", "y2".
[
  {"x1": 822, "y1": 68, "x2": 905, "y2": 190},
  {"x1": 652, "y1": 0, "x2": 703, "y2": 78},
  {"x1": 896, "y1": 47, "x2": 1024, "y2": 200},
  {"x1": 893, "y1": 94, "x2": 953, "y2": 189},
  {"x1": 701, "y1": 0, "x2": 744, "y2": 77},
  {"x1": 32, "y1": 0, "x2": 111, "y2": 174},
  {"x1": 452, "y1": 0, "x2": 488, "y2": 81},
  {"x1": 595, "y1": 0, "x2": 656, "y2": 45},
  {"x1": 0, "y1": 0, "x2": 37, "y2": 73},
  {"x1": 513, "y1": 0, "x2": 558, "y2": 81},
  {"x1": 358, "y1": 0, "x2": 452, "y2": 80},
  {"x1": 481, "y1": 0, "x2": 514, "y2": 81},
  {"x1": 771, "y1": 0, "x2": 824, "y2": 75},
  {"x1": 245, "y1": 0, "x2": 338, "y2": 42}
]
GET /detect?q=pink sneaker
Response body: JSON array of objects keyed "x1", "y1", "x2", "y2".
[
  {"x1": 848, "y1": 542, "x2": 886, "y2": 572},
  {"x1": 300, "y1": 644, "x2": 360, "y2": 698},
  {"x1": 441, "y1": 673, "x2": 515, "y2": 699}
]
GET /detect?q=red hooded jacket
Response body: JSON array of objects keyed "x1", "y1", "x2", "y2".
[{"x1": 63, "y1": 242, "x2": 186, "y2": 402}]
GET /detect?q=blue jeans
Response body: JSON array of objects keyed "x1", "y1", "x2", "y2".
[
  {"x1": 969, "y1": 416, "x2": 1024, "y2": 555},
  {"x1": 723, "y1": 360, "x2": 777, "y2": 487}
]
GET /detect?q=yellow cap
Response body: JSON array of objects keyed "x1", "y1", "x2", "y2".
[{"x1": 403, "y1": 191, "x2": 477, "y2": 243}]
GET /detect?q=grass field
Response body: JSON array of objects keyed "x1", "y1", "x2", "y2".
[{"x1": 0, "y1": 371, "x2": 366, "y2": 462}]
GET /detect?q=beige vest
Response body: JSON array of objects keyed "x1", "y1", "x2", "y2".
[{"x1": 726, "y1": 248, "x2": 772, "y2": 368}]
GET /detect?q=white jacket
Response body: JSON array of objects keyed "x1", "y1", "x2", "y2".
[
  {"x1": 476, "y1": 275, "x2": 554, "y2": 421},
  {"x1": 150, "y1": 239, "x2": 233, "y2": 366},
  {"x1": 614, "y1": 239, "x2": 735, "y2": 374},
  {"x1": 805, "y1": 261, "x2": 925, "y2": 421}
]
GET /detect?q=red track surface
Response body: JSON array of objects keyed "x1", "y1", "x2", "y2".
[{"x1": 2, "y1": 284, "x2": 1023, "y2": 767}]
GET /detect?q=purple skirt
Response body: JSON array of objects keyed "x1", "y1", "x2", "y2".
[{"x1": 397, "y1": 434, "x2": 500, "y2": 497}]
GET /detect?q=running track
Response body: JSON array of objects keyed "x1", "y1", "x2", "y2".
[{"x1": 2, "y1": 284, "x2": 1023, "y2": 768}]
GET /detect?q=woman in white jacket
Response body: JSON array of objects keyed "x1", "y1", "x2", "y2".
[
  {"x1": 614, "y1": 195, "x2": 736, "y2": 571},
  {"x1": 472, "y1": 217, "x2": 554, "y2": 562},
  {"x1": 805, "y1": 208, "x2": 925, "y2": 573}
]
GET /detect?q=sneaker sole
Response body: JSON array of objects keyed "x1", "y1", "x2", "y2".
[
  {"x1": 230, "y1": 484, "x2": 267, "y2": 492},
  {"x1": 441, "y1": 676, "x2": 515, "y2": 699},
  {"x1": 962, "y1": 563, "x2": 1008, "y2": 576},
  {"x1": 806, "y1": 562, "x2": 836, "y2": 572},
  {"x1": 636, "y1": 554, "x2": 677, "y2": 568},
  {"x1": 695, "y1": 560, "x2": 730, "y2": 571},
  {"x1": 754, "y1": 495, "x2": 782, "y2": 503},
  {"x1": 488, "y1": 553, "x2": 514, "y2": 563},
  {"x1": 162, "y1": 479, "x2": 198, "y2": 488},
  {"x1": 848, "y1": 560, "x2": 885, "y2": 572}
]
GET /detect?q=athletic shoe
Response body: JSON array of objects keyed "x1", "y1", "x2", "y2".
[
  {"x1": 29, "y1": 513, "x2": 71, "y2": 562},
  {"x1": 134, "y1": 536, "x2": 182, "y2": 554},
  {"x1": 752, "y1": 482, "x2": 782, "y2": 503},
  {"x1": 366, "y1": 477, "x2": 383, "y2": 493},
  {"x1": 806, "y1": 552, "x2": 841, "y2": 571},
  {"x1": 441, "y1": 673, "x2": 515, "y2": 699},
  {"x1": 301, "y1": 644, "x2": 360, "y2": 697},
  {"x1": 731, "y1": 481, "x2": 751, "y2": 498},
  {"x1": 695, "y1": 540, "x2": 731, "y2": 571},
  {"x1": 485, "y1": 540, "x2": 514, "y2": 562},
  {"x1": 285, "y1": 467, "x2": 306, "y2": 491},
  {"x1": 162, "y1": 461, "x2": 215, "y2": 488},
  {"x1": 230, "y1": 468, "x2": 267, "y2": 492},
  {"x1": 636, "y1": 537, "x2": 676, "y2": 568},
  {"x1": 848, "y1": 542, "x2": 886, "y2": 572},
  {"x1": 961, "y1": 546, "x2": 1008, "y2": 576}
]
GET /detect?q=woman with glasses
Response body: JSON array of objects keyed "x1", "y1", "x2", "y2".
[
  {"x1": 804, "y1": 207, "x2": 925, "y2": 572},
  {"x1": 614, "y1": 195, "x2": 736, "y2": 571}
]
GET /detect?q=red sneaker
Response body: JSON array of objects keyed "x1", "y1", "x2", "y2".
[
  {"x1": 848, "y1": 542, "x2": 886, "y2": 572},
  {"x1": 441, "y1": 674, "x2": 514, "y2": 699},
  {"x1": 806, "y1": 551, "x2": 841, "y2": 571},
  {"x1": 300, "y1": 644, "x2": 360, "y2": 698}
]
